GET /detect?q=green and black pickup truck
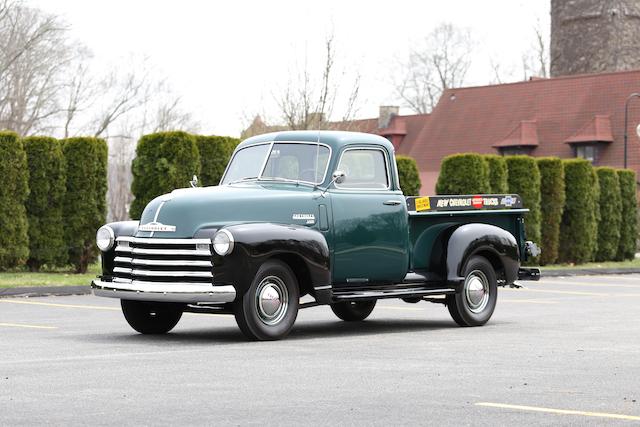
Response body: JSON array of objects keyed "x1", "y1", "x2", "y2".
[{"x1": 92, "y1": 131, "x2": 540, "y2": 340}]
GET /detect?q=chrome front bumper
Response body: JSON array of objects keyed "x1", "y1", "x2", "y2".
[{"x1": 91, "y1": 279, "x2": 236, "y2": 304}]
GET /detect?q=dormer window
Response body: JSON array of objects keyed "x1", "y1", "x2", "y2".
[
  {"x1": 498, "y1": 146, "x2": 535, "y2": 156},
  {"x1": 574, "y1": 143, "x2": 598, "y2": 163}
]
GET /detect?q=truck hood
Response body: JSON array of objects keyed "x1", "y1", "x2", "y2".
[{"x1": 137, "y1": 183, "x2": 323, "y2": 238}]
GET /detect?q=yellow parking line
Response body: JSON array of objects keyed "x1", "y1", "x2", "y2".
[
  {"x1": 540, "y1": 280, "x2": 640, "y2": 289},
  {"x1": 476, "y1": 402, "x2": 640, "y2": 421},
  {"x1": 502, "y1": 288, "x2": 608, "y2": 296},
  {"x1": 500, "y1": 299, "x2": 558, "y2": 304},
  {"x1": 0, "y1": 299, "x2": 227, "y2": 316},
  {"x1": 0, "y1": 322, "x2": 57, "y2": 330},
  {"x1": 0, "y1": 299, "x2": 119, "y2": 310},
  {"x1": 589, "y1": 275, "x2": 640, "y2": 282}
]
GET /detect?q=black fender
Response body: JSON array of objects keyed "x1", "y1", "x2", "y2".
[
  {"x1": 212, "y1": 223, "x2": 331, "y2": 298},
  {"x1": 101, "y1": 221, "x2": 139, "y2": 275},
  {"x1": 446, "y1": 223, "x2": 520, "y2": 285}
]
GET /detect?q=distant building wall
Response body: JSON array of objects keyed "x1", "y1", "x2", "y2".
[{"x1": 550, "y1": 0, "x2": 640, "y2": 77}]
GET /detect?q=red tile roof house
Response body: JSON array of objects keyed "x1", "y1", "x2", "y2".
[
  {"x1": 401, "y1": 69, "x2": 640, "y2": 194},
  {"x1": 243, "y1": 69, "x2": 640, "y2": 195}
]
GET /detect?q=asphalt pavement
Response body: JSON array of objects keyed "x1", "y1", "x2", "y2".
[{"x1": 1, "y1": 274, "x2": 640, "y2": 426}]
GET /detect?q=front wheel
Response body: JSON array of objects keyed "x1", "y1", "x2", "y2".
[
  {"x1": 120, "y1": 300, "x2": 183, "y2": 334},
  {"x1": 330, "y1": 300, "x2": 376, "y2": 321},
  {"x1": 446, "y1": 255, "x2": 497, "y2": 327},
  {"x1": 234, "y1": 260, "x2": 300, "y2": 341}
]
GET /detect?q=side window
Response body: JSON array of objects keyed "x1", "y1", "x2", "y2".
[{"x1": 336, "y1": 148, "x2": 389, "y2": 189}]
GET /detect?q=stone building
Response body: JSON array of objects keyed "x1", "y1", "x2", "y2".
[{"x1": 551, "y1": 0, "x2": 640, "y2": 77}]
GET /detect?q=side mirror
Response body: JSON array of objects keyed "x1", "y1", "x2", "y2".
[
  {"x1": 332, "y1": 170, "x2": 346, "y2": 185},
  {"x1": 190, "y1": 175, "x2": 199, "y2": 188}
]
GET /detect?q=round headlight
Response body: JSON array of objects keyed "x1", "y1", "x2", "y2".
[
  {"x1": 96, "y1": 226, "x2": 115, "y2": 252},
  {"x1": 213, "y1": 229, "x2": 234, "y2": 256}
]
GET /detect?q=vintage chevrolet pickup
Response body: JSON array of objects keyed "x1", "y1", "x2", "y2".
[{"x1": 92, "y1": 131, "x2": 540, "y2": 340}]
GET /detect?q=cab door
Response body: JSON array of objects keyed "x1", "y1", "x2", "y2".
[{"x1": 329, "y1": 146, "x2": 409, "y2": 284}]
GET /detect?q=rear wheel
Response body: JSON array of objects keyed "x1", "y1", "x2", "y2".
[
  {"x1": 120, "y1": 300, "x2": 183, "y2": 334},
  {"x1": 234, "y1": 260, "x2": 300, "y2": 341},
  {"x1": 446, "y1": 255, "x2": 497, "y2": 327},
  {"x1": 330, "y1": 300, "x2": 377, "y2": 321}
]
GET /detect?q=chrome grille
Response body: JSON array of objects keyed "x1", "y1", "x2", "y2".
[{"x1": 112, "y1": 236, "x2": 213, "y2": 285}]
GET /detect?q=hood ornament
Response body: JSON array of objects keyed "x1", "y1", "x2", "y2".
[{"x1": 190, "y1": 175, "x2": 199, "y2": 188}]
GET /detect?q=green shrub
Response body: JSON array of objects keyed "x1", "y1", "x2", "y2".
[
  {"x1": 195, "y1": 135, "x2": 239, "y2": 186},
  {"x1": 594, "y1": 167, "x2": 621, "y2": 261},
  {"x1": 536, "y1": 157, "x2": 565, "y2": 265},
  {"x1": 559, "y1": 159, "x2": 598, "y2": 264},
  {"x1": 24, "y1": 136, "x2": 67, "y2": 270},
  {"x1": 505, "y1": 156, "x2": 541, "y2": 263},
  {"x1": 0, "y1": 131, "x2": 29, "y2": 270},
  {"x1": 63, "y1": 137, "x2": 108, "y2": 273},
  {"x1": 436, "y1": 153, "x2": 490, "y2": 195},
  {"x1": 484, "y1": 155, "x2": 508, "y2": 193},
  {"x1": 396, "y1": 155, "x2": 421, "y2": 196},
  {"x1": 130, "y1": 131, "x2": 200, "y2": 219},
  {"x1": 590, "y1": 169, "x2": 601, "y2": 260},
  {"x1": 616, "y1": 169, "x2": 638, "y2": 260}
]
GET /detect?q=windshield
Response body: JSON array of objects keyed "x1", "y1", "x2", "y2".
[{"x1": 221, "y1": 143, "x2": 330, "y2": 185}]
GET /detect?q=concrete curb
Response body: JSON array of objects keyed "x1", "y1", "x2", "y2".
[
  {"x1": 540, "y1": 268, "x2": 640, "y2": 277},
  {"x1": 0, "y1": 285, "x2": 91, "y2": 298}
]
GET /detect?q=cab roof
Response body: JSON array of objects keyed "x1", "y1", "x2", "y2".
[{"x1": 238, "y1": 130, "x2": 395, "y2": 153}]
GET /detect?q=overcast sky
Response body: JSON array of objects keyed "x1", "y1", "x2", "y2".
[{"x1": 29, "y1": 0, "x2": 550, "y2": 137}]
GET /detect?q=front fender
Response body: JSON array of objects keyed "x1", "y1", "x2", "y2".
[
  {"x1": 101, "y1": 221, "x2": 139, "y2": 275},
  {"x1": 212, "y1": 223, "x2": 330, "y2": 296},
  {"x1": 446, "y1": 223, "x2": 520, "y2": 284}
]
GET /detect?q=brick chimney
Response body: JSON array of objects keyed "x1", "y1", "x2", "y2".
[{"x1": 378, "y1": 106, "x2": 399, "y2": 129}]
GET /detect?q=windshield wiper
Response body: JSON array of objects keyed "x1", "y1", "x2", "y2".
[
  {"x1": 258, "y1": 177, "x2": 316, "y2": 187},
  {"x1": 227, "y1": 176, "x2": 258, "y2": 185}
]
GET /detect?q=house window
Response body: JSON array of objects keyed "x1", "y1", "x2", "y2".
[
  {"x1": 499, "y1": 146, "x2": 533, "y2": 156},
  {"x1": 574, "y1": 144, "x2": 598, "y2": 163}
]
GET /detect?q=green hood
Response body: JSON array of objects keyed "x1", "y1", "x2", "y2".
[{"x1": 138, "y1": 183, "x2": 323, "y2": 238}]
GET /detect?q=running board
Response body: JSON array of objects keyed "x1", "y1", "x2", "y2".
[{"x1": 332, "y1": 287, "x2": 455, "y2": 302}]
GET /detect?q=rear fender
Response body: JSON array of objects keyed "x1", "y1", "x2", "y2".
[{"x1": 446, "y1": 223, "x2": 520, "y2": 285}]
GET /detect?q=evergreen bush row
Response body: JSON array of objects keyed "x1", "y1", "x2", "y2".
[
  {"x1": 0, "y1": 133, "x2": 107, "y2": 273},
  {"x1": 396, "y1": 155, "x2": 421, "y2": 196},
  {"x1": 130, "y1": 132, "x2": 239, "y2": 219},
  {"x1": 436, "y1": 153, "x2": 638, "y2": 265}
]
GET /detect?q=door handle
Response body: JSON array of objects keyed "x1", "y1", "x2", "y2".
[{"x1": 383, "y1": 200, "x2": 402, "y2": 206}]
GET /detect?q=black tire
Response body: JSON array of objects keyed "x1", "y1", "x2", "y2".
[
  {"x1": 234, "y1": 259, "x2": 300, "y2": 341},
  {"x1": 330, "y1": 300, "x2": 376, "y2": 321},
  {"x1": 446, "y1": 255, "x2": 497, "y2": 327},
  {"x1": 120, "y1": 300, "x2": 183, "y2": 334}
]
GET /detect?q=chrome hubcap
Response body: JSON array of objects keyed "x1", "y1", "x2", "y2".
[
  {"x1": 255, "y1": 276, "x2": 289, "y2": 325},
  {"x1": 464, "y1": 270, "x2": 489, "y2": 313}
]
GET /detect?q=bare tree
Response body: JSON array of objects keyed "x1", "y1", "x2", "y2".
[
  {"x1": 395, "y1": 23, "x2": 473, "y2": 114},
  {"x1": 0, "y1": 1, "x2": 77, "y2": 135},
  {"x1": 522, "y1": 21, "x2": 549, "y2": 79},
  {"x1": 274, "y1": 33, "x2": 361, "y2": 131}
]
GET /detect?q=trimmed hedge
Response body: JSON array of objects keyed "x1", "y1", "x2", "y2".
[
  {"x1": 594, "y1": 167, "x2": 621, "y2": 261},
  {"x1": 63, "y1": 137, "x2": 108, "y2": 273},
  {"x1": 396, "y1": 155, "x2": 421, "y2": 196},
  {"x1": 195, "y1": 135, "x2": 239, "y2": 186},
  {"x1": 436, "y1": 153, "x2": 490, "y2": 195},
  {"x1": 505, "y1": 156, "x2": 541, "y2": 263},
  {"x1": 616, "y1": 169, "x2": 638, "y2": 260},
  {"x1": 559, "y1": 159, "x2": 598, "y2": 264},
  {"x1": 484, "y1": 155, "x2": 508, "y2": 193},
  {"x1": 590, "y1": 169, "x2": 601, "y2": 260},
  {"x1": 0, "y1": 131, "x2": 29, "y2": 270},
  {"x1": 24, "y1": 136, "x2": 67, "y2": 270},
  {"x1": 536, "y1": 158, "x2": 565, "y2": 265},
  {"x1": 130, "y1": 131, "x2": 200, "y2": 219}
]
